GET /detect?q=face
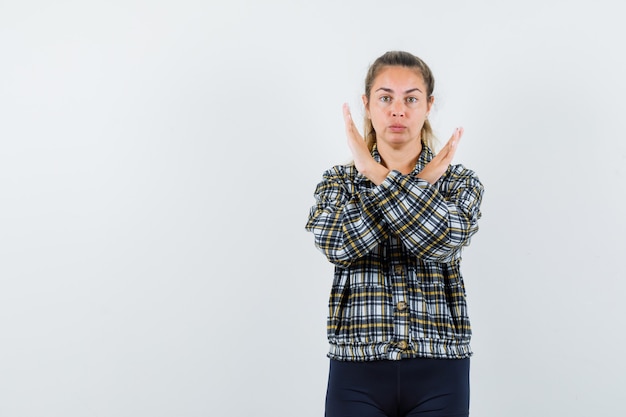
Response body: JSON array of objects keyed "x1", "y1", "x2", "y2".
[{"x1": 363, "y1": 66, "x2": 433, "y2": 149}]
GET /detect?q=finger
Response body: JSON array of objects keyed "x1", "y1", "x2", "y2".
[
  {"x1": 444, "y1": 127, "x2": 463, "y2": 162},
  {"x1": 435, "y1": 129, "x2": 457, "y2": 160},
  {"x1": 343, "y1": 103, "x2": 364, "y2": 142},
  {"x1": 451, "y1": 126, "x2": 463, "y2": 142},
  {"x1": 342, "y1": 103, "x2": 354, "y2": 128},
  {"x1": 434, "y1": 128, "x2": 459, "y2": 164},
  {"x1": 343, "y1": 103, "x2": 355, "y2": 136},
  {"x1": 453, "y1": 127, "x2": 464, "y2": 147}
]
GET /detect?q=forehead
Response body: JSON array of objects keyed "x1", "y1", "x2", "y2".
[{"x1": 372, "y1": 66, "x2": 426, "y2": 92}]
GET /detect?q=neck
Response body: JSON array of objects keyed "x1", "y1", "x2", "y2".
[{"x1": 377, "y1": 140, "x2": 423, "y2": 175}]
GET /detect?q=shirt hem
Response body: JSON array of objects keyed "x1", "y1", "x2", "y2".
[{"x1": 327, "y1": 340, "x2": 472, "y2": 361}]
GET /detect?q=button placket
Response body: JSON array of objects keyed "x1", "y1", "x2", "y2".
[
  {"x1": 388, "y1": 236, "x2": 411, "y2": 359},
  {"x1": 391, "y1": 263, "x2": 410, "y2": 356}
]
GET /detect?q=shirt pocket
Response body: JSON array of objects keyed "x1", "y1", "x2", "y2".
[
  {"x1": 328, "y1": 279, "x2": 394, "y2": 344},
  {"x1": 411, "y1": 263, "x2": 471, "y2": 340},
  {"x1": 346, "y1": 254, "x2": 386, "y2": 286}
]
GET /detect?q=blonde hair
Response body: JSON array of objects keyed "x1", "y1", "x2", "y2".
[{"x1": 363, "y1": 51, "x2": 436, "y2": 151}]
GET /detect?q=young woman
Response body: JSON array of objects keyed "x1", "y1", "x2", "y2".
[{"x1": 306, "y1": 51, "x2": 484, "y2": 417}]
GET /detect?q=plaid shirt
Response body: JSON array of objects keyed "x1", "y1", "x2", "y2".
[{"x1": 305, "y1": 145, "x2": 484, "y2": 361}]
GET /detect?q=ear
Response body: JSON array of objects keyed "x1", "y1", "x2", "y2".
[
  {"x1": 427, "y1": 95, "x2": 435, "y2": 113},
  {"x1": 362, "y1": 94, "x2": 370, "y2": 118}
]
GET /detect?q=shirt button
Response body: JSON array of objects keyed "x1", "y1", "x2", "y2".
[
  {"x1": 397, "y1": 301, "x2": 407, "y2": 311},
  {"x1": 398, "y1": 341, "x2": 408, "y2": 350},
  {"x1": 394, "y1": 265, "x2": 403, "y2": 274}
]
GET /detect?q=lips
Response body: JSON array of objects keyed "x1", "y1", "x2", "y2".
[{"x1": 389, "y1": 124, "x2": 407, "y2": 132}]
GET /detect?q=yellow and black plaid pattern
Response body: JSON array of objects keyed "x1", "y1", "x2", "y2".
[{"x1": 306, "y1": 146, "x2": 483, "y2": 361}]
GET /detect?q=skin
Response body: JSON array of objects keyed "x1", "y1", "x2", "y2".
[{"x1": 343, "y1": 65, "x2": 464, "y2": 186}]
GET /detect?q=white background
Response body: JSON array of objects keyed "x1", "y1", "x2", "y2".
[{"x1": 1, "y1": 1, "x2": 625, "y2": 416}]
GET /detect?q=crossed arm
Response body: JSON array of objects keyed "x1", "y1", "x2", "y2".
[{"x1": 305, "y1": 105, "x2": 483, "y2": 267}]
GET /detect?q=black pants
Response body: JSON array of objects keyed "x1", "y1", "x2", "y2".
[{"x1": 325, "y1": 357, "x2": 470, "y2": 417}]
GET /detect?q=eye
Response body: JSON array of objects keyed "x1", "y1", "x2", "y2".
[
  {"x1": 406, "y1": 97, "x2": 418, "y2": 104},
  {"x1": 379, "y1": 95, "x2": 392, "y2": 103}
]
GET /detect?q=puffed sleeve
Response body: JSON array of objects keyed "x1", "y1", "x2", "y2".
[{"x1": 305, "y1": 165, "x2": 389, "y2": 268}]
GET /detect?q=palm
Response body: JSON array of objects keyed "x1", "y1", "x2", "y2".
[{"x1": 417, "y1": 127, "x2": 463, "y2": 184}]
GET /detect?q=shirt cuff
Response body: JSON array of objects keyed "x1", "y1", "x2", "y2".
[
  {"x1": 365, "y1": 170, "x2": 402, "y2": 205},
  {"x1": 367, "y1": 170, "x2": 432, "y2": 204}
]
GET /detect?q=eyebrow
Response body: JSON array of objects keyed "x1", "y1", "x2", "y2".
[{"x1": 375, "y1": 87, "x2": 423, "y2": 94}]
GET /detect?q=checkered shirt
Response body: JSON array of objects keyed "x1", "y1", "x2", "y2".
[{"x1": 305, "y1": 145, "x2": 484, "y2": 361}]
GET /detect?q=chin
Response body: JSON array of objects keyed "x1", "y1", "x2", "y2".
[{"x1": 381, "y1": 135, "x2": 416, "y2": 145}]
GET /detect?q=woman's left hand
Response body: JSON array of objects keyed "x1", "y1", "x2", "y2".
[{"x1": 417, "y1": 127, "x2": 463, "y2": 184}]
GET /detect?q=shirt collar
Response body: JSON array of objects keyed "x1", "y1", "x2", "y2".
[{"x1": 370, "y1": 142, "x2": 435, "y2": 176}]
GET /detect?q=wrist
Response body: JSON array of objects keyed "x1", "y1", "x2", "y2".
[{"x1": 362, "y1": 162, "x2": 390, "y2": 186}]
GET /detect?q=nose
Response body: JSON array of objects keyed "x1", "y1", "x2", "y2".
[{"x1": 391, "y1": 103, "x2": 405, "y2": 117}]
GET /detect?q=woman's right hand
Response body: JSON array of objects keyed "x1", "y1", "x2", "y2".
[
  {"x1": 343, "y1": 103, "x2": 373, "y2": 172},
  {"x1": 417, "y1": 127, "x2": 464, "y2": 184},
  {"x1": 343, "y1": 103, "x2": 389, "y2": 185}
]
